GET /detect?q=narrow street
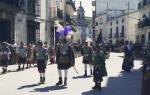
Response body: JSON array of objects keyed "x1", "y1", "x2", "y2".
[{"x1": 0, "y1": 52, "x2": 142, "y2": 95}]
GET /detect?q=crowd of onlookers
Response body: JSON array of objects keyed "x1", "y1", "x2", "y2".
[
  {"x1": 0, "y1": 40, "x2": 149, "y2": 72},
  {"x1": 0, "y1": 40, "x2": 56, "y2": 74}
]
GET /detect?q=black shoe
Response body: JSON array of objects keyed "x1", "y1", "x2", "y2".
[
  {"x1": 64, "y1": 77, "x2": 67, "y2": 86},
  {"x1": 92, "y1": 85, "x2": 98, "y2": 89},
  {"x1": 17, "y1": 69, "x2": 20, "y2": 71},
  {"x1": 42, "y1": 77, "x2": 45, "y2": 84},
  {"x1": 2, "y1": 68, "x2": 7, "y2": 74},
  {"x1": 2, "y1": 70, "x2": 5, "y2": 74},
  {"x1": 98, "y1": 86, "x2": 101, "y2": 91},
  {"x1": 97, "y1": 83, "x2": 101, "y2": 91},
  {"x1": 39, "y1": 77, "x2": 42, "y2": 84},
  {"x1": 90, "y1": 70, "x2": 93, "y2": 75},
  {"x1": 56, "y1": 77, "x2": 62, "y2": 85},
  {"x1": 83, "y1": 73, "x2": 87, "y2": 77},
  {"x1": 83, "y1": 70, "x2": 87, "y2": 77},
  {"x1": 22, "y1": 66, "x2": 25, "y2": 70}
]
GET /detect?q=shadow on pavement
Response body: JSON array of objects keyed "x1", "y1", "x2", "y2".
[
  {"x1": 31, "y1": 85, "x2": 67, "y2": 92},
  {"x1": 73, "y1": 75, "x2": 92, "y2": 79},
  {"x1": 82, "y1": 69, "x2": 142, "y2": 95},
  {"x1": 18, "y1": 83, "x2": 40, "y2": 89},
  {"x1": 118, "y1": 56, "x2": 124, "y2": 58},
  {"x1": 118, "y1": 55, "x2": 143, "y2": 61},
  {"x1": 82, "y1": 89, "x2": 102, "y2": 95}
]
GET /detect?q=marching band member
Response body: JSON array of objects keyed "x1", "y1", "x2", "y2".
[
  {"x1": 0, "y1": 42, "x2": 11, "y2": 74},
  {"x1": 55, "y1": 22, "x2": 75, "y2": 86},
  {"x1": 18, "y1": 42, "x2": 27, "y2": 70},
  {"x1": 36, "y1": 41, "x2": 47, "y2": 84},
  {"x1": 92, "y1": 44, "x2": 107, "y2": 90},
  {"x1": 81, "y1": 40, "x2": 93, "y2": 76}
]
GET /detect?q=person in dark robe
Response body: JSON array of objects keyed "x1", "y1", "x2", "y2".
[
  {"x1": 122, "y1": 41, "x2": 134, "y2": 72},
  {"x1": 55, "y1": 38, "x2": 75, "y2": 86},
  {"x1": 141, "y1": 43, "x2": 150, "y2": 95},
  {"x1": 92, "y1": 44, "x2": 107, "y2": 90}
]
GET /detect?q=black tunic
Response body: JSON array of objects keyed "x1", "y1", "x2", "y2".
[{"x1": 56, "y1": 43, "x2": 75, "y2": 70}]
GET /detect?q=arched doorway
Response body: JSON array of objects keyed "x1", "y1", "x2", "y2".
[{"x1": 0, "y1": 20, "x2": 11, "y2": 42}]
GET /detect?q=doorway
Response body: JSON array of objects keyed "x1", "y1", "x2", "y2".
[{"x1": 0, "y1": 20, "x2": 11, "y2": 42}]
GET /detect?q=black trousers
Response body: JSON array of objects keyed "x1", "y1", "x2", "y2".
[
  {"x1": 37, "y1": 59, "x2": 46, "y2": 73},
  {"x1": 1, "y1": 59, "x2": 8, "y2": 67},
  {"x1": 93, "y1": 66, "x2": 102, "y2": 83}
]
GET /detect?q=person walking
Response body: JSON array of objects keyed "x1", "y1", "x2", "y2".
[
  {"x1": 55, "y1": 38, "x2": 75, "y2": 86},
  {"x1": 0, "y1": 42, "x2": 11, "y2": 74},
  {"x1": 92, "y1": 44, "x2": 107, "y2": 90},
  {"x1": 43, "y1": 42, "x2": 49, "y2": 65},
  {"x1": 81, "y1": 40, "x2": 93, "y2": 76},
  {"x1": 141, "y1": 43, "x2": 150, "y2": 95},
  {"x1": 122, "y1": 41, "x2": 134, "y2": 72},
  {"x1": 17, "y1": 42, "x2": 27, "y2": 70},
  {"x1": 36, "y1": 41, "x2": 47, "y2": 84},
  {"x1": 26, "y1": 43, "x2": 34, "y2": 68},
  {"x1": 49, "y1": 46, "x2": 55, "y2": 64}
]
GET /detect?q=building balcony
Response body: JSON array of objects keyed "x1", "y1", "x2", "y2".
[
  {"x1": 57, "y1": 8, "x2": 63, "y2": 19},
  {"x1": 66, "y1": 0, "x2": 76, "y2": 16},
  {"x1": 65, "y1": 14, "x2": 71, "y2": 23},
  {"x1": 109, "y1": 34, "x2": 112, "y2": 38},
  {"x1": 138, "y1": 18, "x2": 150, "y2": 28},
  {"x1": 120, "y1": 33, "x2": 124, "y2": 37},
  {"x1": 138, "y1": 0, "x2": 150, "y2": 9},
  {"x1": 114, "y1": 33, "x2": 119, "y2": 38},
  {"x1": 0, "y1": 0, "x2": 25, "y2": 13}
]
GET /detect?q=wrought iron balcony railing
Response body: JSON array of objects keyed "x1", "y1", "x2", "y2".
[
  {"x1": 138, "y1": 0, "x2": 150, "y2": 9},
  {"x1": 114, "y1": 33, "x2": 119, "y2": 38},
  {"x1": 120, "y1": 33, "x2": 124, "y2": 37},
  {"x1": 0, "y1": 0, "x2": 25, "y2": 10},
  {"x1": 109, "y1": 34, "x2": 112, "y2": 38},
  {"x1": 65, "y1": 14, "x2": 71, "y2": 23},
  {"x1": 138, "y1": 18, "x2": 150, "y2": 28},
  {"x1": 57, "y1": 8, "x2": 63, "y2": 19}
]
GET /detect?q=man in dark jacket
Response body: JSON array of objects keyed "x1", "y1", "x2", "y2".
[{"x1": 56, "y1": 38, "x2": 75, "y2": 86}]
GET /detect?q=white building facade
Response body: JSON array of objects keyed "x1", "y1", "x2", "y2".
[
  {"x1": 93, "y1": 0, "x2": 139, "y2": 44},
  {"x1": 107, "y1": 11, "x2": 139, "y2": 44},
  {"x1": 0, "y1": 0, "x2": 50, "y2": 45},
  {"x1": 0, "y1": 0, "x2": 76, "y2": 45},
  {"x1": 94, "y1": 10, "x2": 139, "y2": 44}
]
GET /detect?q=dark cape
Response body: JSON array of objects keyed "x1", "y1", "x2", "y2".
[
  {"x1": 56, "y1": 43, "x2": 75, "y2": 70},
  {"x1": 122, "y1": 45, "x2": 134, "y2": 71}
]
